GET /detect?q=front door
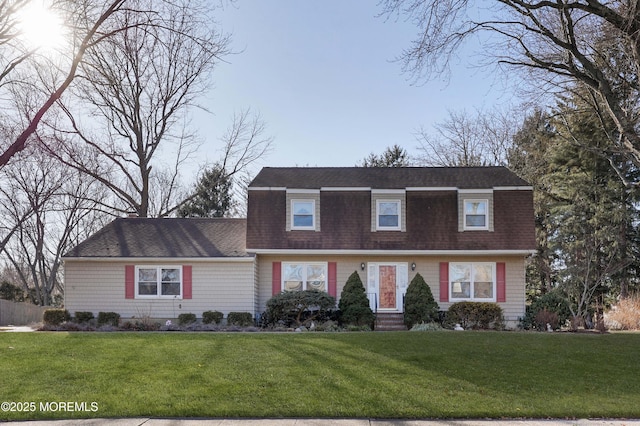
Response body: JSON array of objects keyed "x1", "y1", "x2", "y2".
[
  {"x1": 367, "y1": 263, "x2": 408, "y2": 312},
  {"x1": 379, "y1": 265, "x2": 397, "y2": 309}
]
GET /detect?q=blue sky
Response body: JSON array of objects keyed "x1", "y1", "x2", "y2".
[{"x1": 194, "y1": 1, "x2": 511, "y2": 170}]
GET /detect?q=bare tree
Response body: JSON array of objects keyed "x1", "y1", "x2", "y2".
[
  {"x1": 380, "y1": 1, "x2": 640, "y2": 186},
  {"x1": 415, "y1": 108, "x2": 516, "y2": 166},
  {"x1": 43, "y1": 0, "x2": 230, "y2": 217},
  {"x1": 0, "y1": 0, "x2": 129, "y2": 168},
  {"x1": 0, "y1": 143, "x2": 105, "y2": 305}
]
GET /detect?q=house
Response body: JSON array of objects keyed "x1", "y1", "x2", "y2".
[{"x1": 64, "y1": 166, "x2": 536, "y2": 328}]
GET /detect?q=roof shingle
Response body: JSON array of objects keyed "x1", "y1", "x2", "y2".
[
  {"x1": 249, "y1": 166, "x2": 530, "y2": 189},
  {"x1": 64, "y1": 218, "x2": 249, "y2": 258}
]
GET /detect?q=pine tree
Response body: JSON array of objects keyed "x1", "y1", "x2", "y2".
[
  {"x1": 339, "y1": 271, "x2": 374, "y2": 327},
  {"x1": 403, "y1": 273, "x2": 439, "y2": 328}
]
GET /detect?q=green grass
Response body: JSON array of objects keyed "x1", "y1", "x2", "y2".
[{"x1": 1, "y1": 331, "x2": 639, "y2": 420}]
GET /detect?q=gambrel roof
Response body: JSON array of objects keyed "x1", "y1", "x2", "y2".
[
  {"x1": 64, "y1": 218, "x2": 250, "y2": 258},
  {"x1": 249, "y1": 166, "x2": 531, "y2": 189}
]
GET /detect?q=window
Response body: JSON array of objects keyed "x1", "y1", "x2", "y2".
[
  {"x1": 291, "y1": 200, "x2": 315, "y2": 230},
  {"x1": 282, "y1": 263, "x2": 327, "y2": 292},
  {"x1": 464, "y1": 200, "x2": 488, "y2": 230},
  {"x1": 136, "y1": 266, "x2": 182, "y2": 298},
  {"x1": 376, "y1": 200, "x2": 401, "y2": 230},
  {"x1": 450, "y1": 263, "x2": 495, "y2": 301}
]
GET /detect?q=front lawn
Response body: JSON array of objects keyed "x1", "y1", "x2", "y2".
[{"x1": 1, "y1": 331, "x2": 639, "y2": 420}]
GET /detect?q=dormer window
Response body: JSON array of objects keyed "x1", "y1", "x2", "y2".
[
  {"x1": 464, "y1": 199, "x2": 489, "y2": 230},
  {"x1": 291, "y1": 200, "x2": 315, "y2": 230},
  {"x1": 376, "y1": 200, "x2": 401, "y2": 231}
]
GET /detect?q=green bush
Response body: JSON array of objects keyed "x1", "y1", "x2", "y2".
[
  {"x1": 202, "y1": 310, "x2": 224, "y2": 325},
  {"x1": 0, "y1": 281, "x2": 25, "y2": 302},
  {"x1": 227, "y1": 312, "x2": 253, "y2": 326},
  {"x1": 446, "y1": 302, "x2": 504, "y2": 330},
  {"x1": 74, "y1": 311, "x2": 94, "y2": 323},
  {"x1": 410, "y1": 322, "x2": 443, "y2": 331},
  {"x1": 404, "y1": 273, "x2": 439, "y2": 328},
  {"x1": 97, "y1": 312, "x2": 121, "y2": 327},
  {"x1": 43, "y1": 309, "x2": 71, "y2": 325},
  {"x1": 177, "y1": 313, "x2": 197, "y2": 326},
  {"x1": 339, "y1": 271, "x2": 374, "y2": 327},
  {"x1": 522, "y1": 290, "x2": 572, "y2": 330},
  {"x1": 265, "y1": 290, "x2": 336, "y2": 327}
]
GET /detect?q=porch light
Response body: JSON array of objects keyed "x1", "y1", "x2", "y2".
[
  {"x1": 411, "y1": 262, "x2": 416, "y2": 271},
  {"x1": 360, "y1": 262, "x2": 365, "y2": 271}
]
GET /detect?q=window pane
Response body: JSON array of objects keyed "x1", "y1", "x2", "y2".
[
  {"x1": 451, "y1": 281, "x2": 470, "y2": 298},
  {"x1": 139, "y1": 268, "x2": 157, "y2": 282},
  {"x1": 474, "y1": 264, "x2": 493, "y2": 282},
  {"x1": 379, "y1": 215, "x2": 399, "y2": 227},
  {"x1": 450, "y1": 264, "x2": 471, "y2": 282},
  {"x1": 162, "y1": 282, "x2": 181, "y2": 296},
  {"x1": 307, "y1": 265, "x2": 326, "y2": 291},
  {"x1": 466, "y1": 215, "x2": 486, "y2": 227},
  {"x1": 474, "y1": 281, "x2": 493, "y2": 299},
  {"x1": 379, "y1": 202, "x2": 398, "y2": 215},
  {"x1": 293, "y1": 214, "x2": 313, "y2": 227},
  {"x1": 138, "y1": 282, "x2": 157, "y2": 295},
  {"x1": 465, "y1": 201, "x2": 486, "y2": 215},
  {"x1": 284, "y1": 264, "x2": 303, "y2": 291},
  {"x1": 162, "y1": 268, "x2": 180, "y2": 282}
]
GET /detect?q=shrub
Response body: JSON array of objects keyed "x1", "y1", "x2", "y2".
[
  {"x1": 203, "y1": 310, "x2": 224, "y2": 325},
  {"x1": 74, "y1": 311, "x2": 94, "y2": 324},
  {"x1": 0, "y1": 281, "x2": 25, "y2": 302},
  {"x1": 410, "y1": 322, "x2": 443, "y2": 332},
  {"x1": 339, "y1": 271, "x2": 374, "y2": 327},
  {"x1": 605, "y1": 295, "x2": 640, "y2": 330},
  {"x1": 534, "y1": 308, "x2": 559, "y2": 331},
  {"x1": 177, "y1": 313, "x2": 197, "y2": 326},
  {"x1": 121, "y1": 320, "x2": 161, "y2": 331},
  {"x1": 522, "y1": 290, "x2": 572, "y2": 330},
  {"x1": 97, "y1": 311, "x2": 121, "y2": 327},
  {"x1": 43, "y1": 309, "x2": 71, "y2": 325},
  {"x1": 404, "y1": 273, "x2": 439, "y2": 328},
  {"x1": 227, "y1": 312, "x2": 253, "y2": 327},
  {"x1": 446, "y1": 302, "x2": 504, "y2": 330},
  {"x1": 265, "y1": 290, "x2": 336, "y2": 327}
]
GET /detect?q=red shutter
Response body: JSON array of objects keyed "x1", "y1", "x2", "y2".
[
  {"x1": 328, "y1": 262, "x2": 337, "y2": 297},
  {"x1": 183, "y1": 265, "x2": 192, "y2": 299},
  {"x1": 125, "y1": 265, "x2": 135, "y2": 299},
  {"x1": 439, "y1": 262, "x2": 449, "y2": 302},
  {"x1": 272, "y1": 262, "x2": 282, "y2": 295},
  {"x1": 496, "y1": 262, "x2": 506, "y2": 303}
]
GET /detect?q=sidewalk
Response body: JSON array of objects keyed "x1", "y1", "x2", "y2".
[{"x1": 5, "y1": 418, "x2": 640, "y2": 425}]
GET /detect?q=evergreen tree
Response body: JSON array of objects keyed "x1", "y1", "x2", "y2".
[
  {"x1": 339, "y1": 271, "x2": 374, "y2": 327},
  {"x1": 403, "y1": 273, "x2": 439, "y2": 328},
  {"x1": 178, "y1": 164, "x2": 234, "y2": 218},
  {"x1": 358, "y1": 144, "x2": 411, "y2": 167}
]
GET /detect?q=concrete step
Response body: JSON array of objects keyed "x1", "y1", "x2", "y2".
[{"x1": 375, "y1": 313, "x2": 407, "y2": 331}]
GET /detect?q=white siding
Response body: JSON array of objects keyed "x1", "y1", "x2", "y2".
[
  {"x1": 64, "y1": 260, "x2": 256, "y2": 320},
  {"x1": 256, "y1": 254, "x2": 526, "y2": 329}
]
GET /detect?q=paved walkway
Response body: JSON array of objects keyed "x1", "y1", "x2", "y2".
[{"x1": 4, "y1": 419, "x2": 640, "y2": 425}]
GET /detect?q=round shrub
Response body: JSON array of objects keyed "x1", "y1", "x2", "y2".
[
  {"x1": 97, "y1": 311, "x2": 121, "y2": 327},
  {"x1": 403, "y1": 273, "x2": 439, "y2": 328},
  {"x1": 43, "y1": 309, "x2": 71, "y2": 325},
  {"x1": 178, "y1": 313, "x2": 197, "y2": 326},
  {"x1": 522, "y1": 290, "x2": 571, "y2": 330},
  {"x1": 203, "y1": 310, "x2": 224, "y2": 325},
  {"x1": 227, "y1": 312, "x2": 253, "y2": 326},
  {"x1": 265, "y1": 290, "x2": 336, "y2": 328},
  {"x1": 338, "y1": 271, "x2": 374, "y2": 327},
  {"x1": 446, "y1": 302, "x2": 504, "y2": 330},
  {"x1": 74, "y1": 311, "x2": 95, "y2": 324}
]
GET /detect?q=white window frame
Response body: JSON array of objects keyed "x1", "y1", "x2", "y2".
[
  {"x1": 281, "y1": 262, "x2": 328, "y2": 292},
  {"x1": 463, "y1": 199, "x2": 489, "y2": 231},
  {"x1": 376, "y1": 199, "x2": 402, "y2": 231},
  {"x1": 135, "y1": 265, "x2": 183, "y2": 299},
  {"x1": 291, "y1": 199, "x2": 316, "y2": 230},
  {"x1": 449, "y1": 262, "x2": 496, "y2": 302}
]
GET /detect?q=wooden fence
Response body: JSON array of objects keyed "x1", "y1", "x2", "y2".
[{"x1": 0, "y1": 299, "x2": 47, "y2": 326}]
